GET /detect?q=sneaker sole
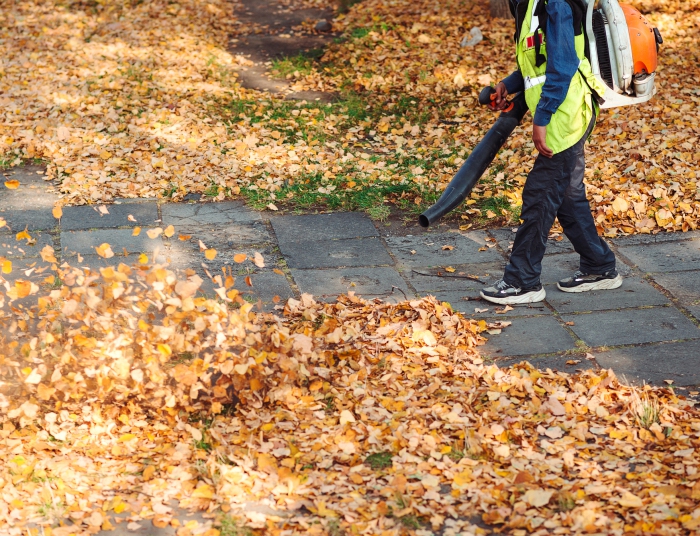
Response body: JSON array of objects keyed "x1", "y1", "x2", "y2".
[
  {"x1": 480, "y1": 287, "x2": 546, "y2": 305},
  {"x1": 557, "y1": 274, "x2": 623, "y2": 293}
]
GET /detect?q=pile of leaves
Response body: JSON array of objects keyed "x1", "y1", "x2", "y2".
[{"x1": 1, "y1": 259, "x2": 699, "y2": 535}]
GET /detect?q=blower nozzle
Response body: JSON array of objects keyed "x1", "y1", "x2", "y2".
[{"x1": 418, "y1": 91, "x2": 528, "y2": 228}]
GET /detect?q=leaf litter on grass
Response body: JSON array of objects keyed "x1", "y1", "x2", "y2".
[
  {"x1": 0, "y1": 0, "x2": 697, "y2": 234},
  {"x1": 0, "y1": 228, "x2": 698, "y2": 535}
]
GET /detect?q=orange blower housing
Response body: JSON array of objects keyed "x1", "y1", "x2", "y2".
[{"x1": 621, "y1": 4, "x2": 658, "y2": 75}]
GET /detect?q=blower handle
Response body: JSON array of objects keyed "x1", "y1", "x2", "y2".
[{"x1": 479, "y1": 86, "x2": 514, "y2": 113}]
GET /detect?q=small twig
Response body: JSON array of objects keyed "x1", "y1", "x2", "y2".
[
  {"x1": 391, "y1": 286, "x2": 408, "y2": 300},
  {"x1": 412, "y1": 269, "x2": 486, "y2": 284}
]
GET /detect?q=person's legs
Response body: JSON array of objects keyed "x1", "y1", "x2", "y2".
[
  {"x1": 481, "y1": 146, "x2": 575, "y2": 304},
  {"x1": 556, "y1": 121, "x2": 616, "y2": 274},
  {"x1": 501, "y1": 149, "x2": 572, "y2": 289}
]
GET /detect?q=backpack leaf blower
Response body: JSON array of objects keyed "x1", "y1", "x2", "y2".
[{"x1": 418, "y1": 0, "x2": 661, "y2": 228}]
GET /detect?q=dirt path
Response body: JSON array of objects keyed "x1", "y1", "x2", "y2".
[{"x1": 230, "y1": 0, "x2": 338, "y2": 101}]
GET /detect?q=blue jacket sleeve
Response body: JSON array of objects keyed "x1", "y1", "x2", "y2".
[
  {"x1": 533, "y1": 0, "x2": 579, "y2": 126},
  {"x1": 502, "y1": 70, "x2": 524, "y2": 94}
]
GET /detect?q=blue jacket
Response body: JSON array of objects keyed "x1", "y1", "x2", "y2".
[{"x1": 502, "y1": 0, "x2": 580, "y2": 127}]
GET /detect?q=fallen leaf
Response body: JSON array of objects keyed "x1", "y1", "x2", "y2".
[
  {"x1": 4, "y1": 180, "x2": 19, "y2": 189},
  {"x1": 205, "y1": 249, "x2": 217, "y2": 260}
]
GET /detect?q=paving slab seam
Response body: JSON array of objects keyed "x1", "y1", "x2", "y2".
[
  {"x1": 260, "y1": 215, "x2": 303, "y2": 300},
  {"x1": 371, "y1": 223, "x2": 422, "y2": 299},
  {"x1": 644, "y1": 274, "x2": 700, "y2": 328},
  {"x1": 606, "y1": 240, "x2": 700, "y2": 327}
]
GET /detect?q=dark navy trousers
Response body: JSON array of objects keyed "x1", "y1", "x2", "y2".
[{"x1": 503, "y1": 115, "x2": 616, "y2": 289}]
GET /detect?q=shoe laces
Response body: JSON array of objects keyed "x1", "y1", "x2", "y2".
[
  {"x1": 494, "y1": 279, "x2": 512, "y2": 290},
  {"x1": 573, "y1": 270, "x2": 587, "y2": 279}
]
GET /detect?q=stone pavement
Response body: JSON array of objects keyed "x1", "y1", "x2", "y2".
[{"x1": 2, "y1": 165, "x2": 699, "y2": 397}]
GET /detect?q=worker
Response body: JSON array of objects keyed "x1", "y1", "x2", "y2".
[{"x1": 480, "y1": 0, "x2": 622, "y2": 305}]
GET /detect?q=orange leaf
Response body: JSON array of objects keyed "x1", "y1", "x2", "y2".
[
  {"x1": 132, "y1": 226, "x2": 141, "y2": 236},
  {"x1": 163, "y1": 225, "x2": 175, "y2": 238},
  {"x1": 245, "y1": 275, "x2": 252, "y2": 287},
  {"x1": 178, "y1": 234, "x2": 191, "y2": 241},
  {"x1": 16, "y1": 230, "x2": 31, "y2": 242},
  {"x1": 4, "y1": 180, "x2": 19, "y2": 189},
  {"x1": 233, "y1": 253, "x2": 247, "y2": 263},
  {"x1": 2, "y1": 260, "x2": 11, "y2": 274},
  {"x1": 205, "y1": 249, "x2": 217, "y2": 260},
  {"x1": 272, "y1": 295, "x2": 281, "y2": 303},
  {"x1": 52, "y1": 206, "x2": 63, "y2": 220},
  {"x1": 96, "y1": 243, "x2": 114, "y2": 259}
]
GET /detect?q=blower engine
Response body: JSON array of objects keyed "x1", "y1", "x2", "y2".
[
  {"x1": 588, "y1": 0, "x2": 662, "y2": 108},
  {"x1": 418, "y1": 0, "x2": 661, "y2": 228}
]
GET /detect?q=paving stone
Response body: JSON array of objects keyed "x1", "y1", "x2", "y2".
[
  {"x1": 0, "y1": 208, "x2": 58, "y2": 231},
  {"x1": 480, "y1": 316, "x2": 576, "y2": 358},
  {"x1": 175, "y1": 221, "x2": 271, "y2": 248},
  {"x1": 545, "y1": 277, "x2": 669, "y2": 314},
  {"x1": 406, "y1": 262, "x2": 505, "y2": 292},
  {"x1": 165, "y1": 241, "x2": 282, "y2": 275},
  {"x1": 61, "y1": 229, "x2": 163, "y2": 256},
  {"x1": 232, "y1": 270, "x2": 295, "y2": 308},
  {"x1": 161, "y1": 201, "x2": 261, "y2": 226},
  {"x1": 561, "y1": 307, "x2": 700, "y2": 347},
  {"x1": 0, "y1": 232, "x2": 54, "y2": 258},
  {"x1": 63, "y1": 254, "x2": 149, "y2": 272},
  {"x1": 291, "y1": 267, "x2": 409, "y2": 299},
  {"x1": 280, "y1": 237, "x2": 393, "y2": 269},
  {"x1": 61, "y1": 201, "x2": 158, "y2": 230},
  {"x1": 490, "y1": 227, "x2": 575, "y2": 255},
  {"x1": 617, "y1": 239, "x2": 700, "y2": 273},
  {"x1": 0, "y1": 166, "x2": 59, "y2": 232},
  {"x1": 538, "y1": 252, "x2": 632, "y2": 284},
  {"x1": 271, "y1": 212, "x2": 377, "y2": 243},
  {"x1": 595, "y1": 340, "x2": 700, "y2": 386},
  {"x1": 651, "y1": 271, "x2": 700, "y2": 320},
  {"x1": 495, "y1": 354, "x2": 596, "y2": 372},
  {"x1": 386, "y1": 231, "x2": 503, "y2": 268},
  {"x1": 0, "y1": 256, "x2": 56, "y2": 282},
  {"x1": 430, "y1": 290, "x2": 550, "y2": 318},
  {"x1": 612, "y1": 230, "x2": 700, "y2": 247}
]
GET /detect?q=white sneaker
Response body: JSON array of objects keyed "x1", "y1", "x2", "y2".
[{"x1": 480, "y1": 280, "x2": 546, "y2": 305}]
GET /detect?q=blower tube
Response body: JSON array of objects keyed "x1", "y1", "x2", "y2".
[{"x1": 418, "y1": 90, "x2": 528, "y2": 228}]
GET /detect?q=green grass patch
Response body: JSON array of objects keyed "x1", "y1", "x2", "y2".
[
  {"x1": 365, "y1": 451, "x2": 393, "y2": 470},
  {"x1": 220, "y1": 515, "x2": 254, "y2": 536}
]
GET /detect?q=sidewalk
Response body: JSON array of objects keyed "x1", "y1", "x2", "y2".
[{"x1": 3, "y1": 165, "x2": 699, "y2": 395}]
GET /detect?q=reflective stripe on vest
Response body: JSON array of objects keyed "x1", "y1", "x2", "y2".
[{"x1": 524, "y1": 74, "x2": 547, "y2": 90}]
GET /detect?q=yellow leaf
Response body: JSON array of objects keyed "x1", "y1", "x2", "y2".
[
  {"x1": 40, "y1": 245, "x2": 57, "y2": 263},
  {"x1": 147, "y1": 227, "x2": 162, "y2": 239},
  {"x1": 205, "y1": 249, "x2": 217, "y2": 260},
  {"x1": 163, "y1": 225, "x2": 175, "y2": 238},
  {"x1": 99, "y1": 150, "x2": 113, "y2": 160},
  {"x1": 142, "y1": 465, "x2": 156, "y2": 481},
  {"x1": 96, "y1": 243, "x2": 114, "y2": 259},
  {"x1": 157, "y1": 343, "x2": 172, "y2": 356},
  {"x1": 2, "y1": 260, "x2": 11, "y2": 274},
  {"x1": 118, "y1": 433, "x2": 136, "y2": 442},
  {"x1": 612, "y1": 196, "x2": 629, "y2": 213},
  {"x1": 4, "y1": 180, "x2": 19, "y2": 189},
  {"x1": 52, "y1": 205, "x2": 63, "y2": 219},
  {"x1": 619, "y1": 491, "x2": 643, "y2": 508},
  {"x1": 0, "y1": 218, "x2": 5, "y2": 229},
  {"x1": 138, "y1": 253, "x2": 149, "y2": 264},
  {"x1": 233, "y1": 253, "x2": 247, "y2": 263},
  {"x1": 445, "y1": 266, "x2": 456, "y2": 273},
  {"x1": 132, "y1": 226, "x2": 141, "y2": 236},
  {"x1": 523, "y1": 489, "x2": 553, "y2": 507},
  {"x1": 191, "y1": 483, "x2": 215, "y2": 499}
]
